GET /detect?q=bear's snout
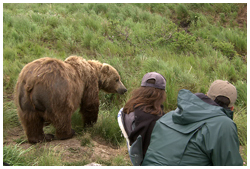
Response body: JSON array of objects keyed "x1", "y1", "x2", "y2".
[
  {"x1": 118, "y1": 87, "x2": 127, "y2": 94},
  {"x1": 117, "y1": 81, "x2": 127, "y2": 94}
]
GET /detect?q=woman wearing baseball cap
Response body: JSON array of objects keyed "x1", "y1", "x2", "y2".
[{"x1": 117, "y1": 72, "x2": 166, "y2": 165}]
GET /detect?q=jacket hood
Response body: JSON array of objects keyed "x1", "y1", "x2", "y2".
[{"x1": 172, "y1": 89, "x2": 234, "y2": 125}]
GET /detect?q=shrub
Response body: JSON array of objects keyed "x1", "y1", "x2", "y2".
[
  {"x1": 212, "y1": 41, "x2": 236, "y2": 59},
  {"x1": 170, "y1": 30, "x2": 196, "y2": 54},
  {"x1": 176, "y1": 4, "x2": 189, "y2": 20}
]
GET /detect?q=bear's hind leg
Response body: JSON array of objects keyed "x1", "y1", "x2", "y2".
[
  {"x1": 18, "y1": 110, "x2": 51, "y2": 143},
  {"x1": 53, "y1": 113, "x2": 75, "y2": 140}
]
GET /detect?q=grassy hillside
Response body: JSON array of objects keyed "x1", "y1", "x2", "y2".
[{"x1": 3, "y1": 3, "x2": 247, "y2": 166}]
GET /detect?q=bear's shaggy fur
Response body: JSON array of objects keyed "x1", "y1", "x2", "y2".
[{"x1": 14, "y1": 56, "x2": 127, "y2": 143}]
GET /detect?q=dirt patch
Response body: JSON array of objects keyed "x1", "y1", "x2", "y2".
[
  {"x1": 4, "y1": 126, "x2": 246, "y2": 166},
  {"x1": 3, "y1": 127, "x2": 131, "y2": 166},
  {"x1": 237, "y1": 4, "x2": 247, "y2": 27}
]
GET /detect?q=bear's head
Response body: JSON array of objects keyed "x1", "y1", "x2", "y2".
[{"x1": 99, "y1": 63, "x2": 127, "y2": 95}]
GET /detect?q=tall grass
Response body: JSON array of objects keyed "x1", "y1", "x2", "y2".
[
  {"x1": 3, "y1": 100, "x2": 20, "y2": 132},
  {"x1": 3, "y1": 143, "x2": 33, "y2": 166},
  {"x1": 234, "y1": 107, "x2": 247, "y2": 146},
  {"x1": 3, "y1": 3, "x2": 247, "y2": 165},
  {"x1": 3, "y1": 144, "x2": 64, "y2": 166},
  {"x1": 32, "y1": 145, "x2": 64, "y2": 166}
]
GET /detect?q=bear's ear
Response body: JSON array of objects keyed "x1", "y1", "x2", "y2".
[{"x1": 101, "y1": 63, "x2": 110, "y2": 73}]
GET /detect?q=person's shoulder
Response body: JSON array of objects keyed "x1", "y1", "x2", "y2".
[
  {"x1": 157, "y1": 110, "x2": 175, "y2": 124},
  {"x1": 206, "y1": 114, "x2": 236, "y2": 131},
  {"x1": 213, "y1": 114, "x2": 234, "y2": 123}
]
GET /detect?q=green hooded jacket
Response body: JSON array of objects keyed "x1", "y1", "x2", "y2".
[{"x1": 142, "y1": 89, "x2": 243, "y2": 166}]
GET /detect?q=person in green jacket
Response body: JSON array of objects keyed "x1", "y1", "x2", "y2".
[{"x1": 142, "y1": 80, "x2": 243, "y2": 166}]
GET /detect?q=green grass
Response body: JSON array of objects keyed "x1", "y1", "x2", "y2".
[
  {"x1": 32, "y1": 145, "x2": 64, "y2": 166},
  {"x1": 3, "y1": 100, "x2": 20, "y2": 132},
  {"x1": 3, "y1": 3, "x2": 247, "y2": 166},
  {"x1": 3, "y1": 143, "x2": 63, "y2": 166},
  {"x1": 3, "y1": 143, "x2": 33, "y2": 166},
  {"x1": 95, "y1": 155, "x2": 132, "y2": 166},
  {"x1": 234, "y1": 107, "x2": 247, "y2": 146}
]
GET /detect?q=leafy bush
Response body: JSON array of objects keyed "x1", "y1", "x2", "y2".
[
  {"x1": 212, "y1": 41, "x2": 236, "y2": 59},
  {"x1": 176, "y1": 3, "x2": 190, "y2": 22},
  {"x1": 170, "y1": 30, "x2": 197, "y2": 54}
]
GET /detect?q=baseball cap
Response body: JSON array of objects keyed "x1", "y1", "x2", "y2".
[
  {"x1": 141, "y1": 72, "x2": 166, "y2": 90},
  {"x1": 207, "y1": 80, "x2": 237, "y2": 107}
]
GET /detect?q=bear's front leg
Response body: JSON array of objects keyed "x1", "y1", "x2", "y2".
[
  {"x1": 80, "y1": 104, "x2": 99, "y2": 127},
  {"x1": 80, "y1": 89, "x2": 99, "y2": 127}
]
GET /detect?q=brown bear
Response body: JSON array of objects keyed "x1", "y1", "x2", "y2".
[{"x1": 14, "y1": 56, "x2": 127, "y2": 143}]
